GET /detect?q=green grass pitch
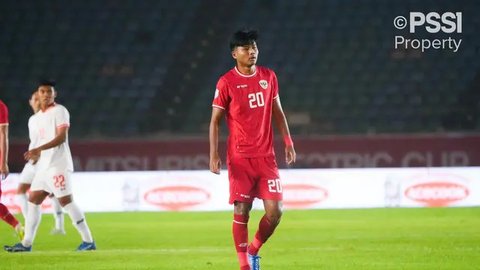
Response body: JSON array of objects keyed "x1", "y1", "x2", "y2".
[{"x1": 0, "y1": 207, "x2": 479, "y2": 270}]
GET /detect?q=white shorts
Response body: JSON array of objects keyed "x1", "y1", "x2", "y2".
[
  {"x1": 31, "y1": 167, "x2": 73, "y2": 198},
  {"x1": 19, "y1": 162, "x2": 37, "y2": 185}
]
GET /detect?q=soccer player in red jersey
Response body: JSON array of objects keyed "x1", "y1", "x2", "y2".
[
  {"x1": 209, "y1": 30, "x2": 296, "y2": 270},
  {"x1": 0, "y1": 99, "x2": 24, "y2": 239}
]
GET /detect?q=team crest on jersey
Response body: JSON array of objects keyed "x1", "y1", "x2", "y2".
[{"x1": 259, "y1": 80, "x2": 268, "y2": 90}]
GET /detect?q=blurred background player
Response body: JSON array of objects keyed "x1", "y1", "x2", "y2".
[
  {"x1": 15, "y1": 91, "x2": 66, "y2": 235},
  {"x1": 4, "y1": 81, "x2": 95, "y2": 252},
  {"x1": 0, "y1": 99, "x2": 24, "y2": 240},
  {"x1": 209, "y1": 30, "x2": 296, "y2": 270}
]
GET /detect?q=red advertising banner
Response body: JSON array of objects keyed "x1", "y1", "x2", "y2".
[{"x1": 8, "y1": 134, "x2": 480, "y2": 172}]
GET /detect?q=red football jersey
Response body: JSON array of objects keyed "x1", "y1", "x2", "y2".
[
  {"x1": 212, "y1": 66, "x2": 279, "y2": 159},
  {"x1": 0, "y1": 100, "x2": 8, "y2": 125}
]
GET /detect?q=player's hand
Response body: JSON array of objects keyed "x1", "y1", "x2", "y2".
[
  {"x1": 285, "y1": 145, "x2": 296, "y2": 165},
  {"x1": 209, "y1": 153, "x2": 222, "y2": 174},
  {"x1": 0, "y1": 163, "x2": 8, "y2": 180},
  {"x1": 24, "y1": 148, "x2": 41, "y2": 164}
]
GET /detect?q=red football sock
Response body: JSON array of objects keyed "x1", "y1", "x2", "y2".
[
  {"x1": 239, "y1": 266, "x2": 250, "y2": 270},
  {"x1": 248, "y1": 237, "x2": 263, "y2": 256},
  {"x1": 233, "y1": 214, "x2": 249, "y2": 269},
  {"x1": 238, "y1": 254, "x2": 250, "y2": 270},
  {"x1": 0, "y1": 203, "x2": 19, "y2": 228},
  {"x1": 248, "y1": 214, "x2": 277, "y2": 255}
]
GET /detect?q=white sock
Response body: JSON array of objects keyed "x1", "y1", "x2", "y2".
[
  {"x1": 64, "y1": 202, "x2": 93, "y2": 243},
  {"x1": 22, "y1": 202, "x2": 42, "y2": 247},
  {"x1": 51, "y1": 197, "x2": 64, "y2": 231},
  {"x1": 15, "y1": 194, "x2": 28, "y2": 220}
]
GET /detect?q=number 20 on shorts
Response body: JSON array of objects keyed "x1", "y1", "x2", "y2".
[{"x1": 268, "y1": 179, "x2": 282, "y2": 193}]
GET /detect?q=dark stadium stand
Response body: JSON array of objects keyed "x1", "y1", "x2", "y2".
[{"x1": 1, "y1": 0, "x2": 479, "y2": 139}]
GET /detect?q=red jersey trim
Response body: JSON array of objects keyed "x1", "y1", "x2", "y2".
[
  {"x1": 0, "y1": 123, "x2": 8, "y2": 126},
  {"x1": 273, "y1": 95, "x2": 279, "y2": 99},
  {"x1": 41, "y1": 102, "x2": 56, "y2": 113},
  {"x1": 234, "y1": 66, "x2": 257, "y2": 78},
  {"x1": 57, "y1": 123, "x2": 70, "y2": 129},
  {"x1": 212, "y1": 104, "x2": 225, "y2": 110}
]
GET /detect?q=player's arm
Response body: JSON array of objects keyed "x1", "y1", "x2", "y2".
[
  {"x1": 209, "y1": 107, "x2": 225, "y2": 174},
  {"x1": 0, "y1": 124, "x2": 9, "y2": 179},
  {"x1": 24, "y1": 125, "x2": 68, "y2": 163},
  {"x1": 272, "y1": 97, "x2": 296, "y2": 165}
]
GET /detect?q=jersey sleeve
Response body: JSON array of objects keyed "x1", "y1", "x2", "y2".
[
  {"x1": 0, "y1": 101, "x2": 8, "y2": 125},
  {"x1": 271, "y1": 71, "x2": 279, "y2": 99},
  {"x1": 55, "y1": 106, "x2": 70, "y2": 129},
  {"x1": 212, "y1": 77, "x2": 229, "y2": 110}
]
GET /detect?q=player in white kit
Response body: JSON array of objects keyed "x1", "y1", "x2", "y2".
[
  {"x1": 16, "y1": 91, "x2": 66, "y2": 235},
  {"x1": 4, "y1": 81, "x2": 95, "y2": 252}
]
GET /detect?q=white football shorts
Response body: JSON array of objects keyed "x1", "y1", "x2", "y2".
[
  {"x1": 31, "y1": 167, "x2": 73, "y2": 198},
  {"x1": 19, "y1": 162, "x2": 37, "y2": 185}
]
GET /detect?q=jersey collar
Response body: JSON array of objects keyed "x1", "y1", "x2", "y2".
[
  {"x1": 234, "y1": 66, "x2": 257, "y2": 78},
  {"x1": 41, "y1": 102, "x2": 56, "y2": 112}
]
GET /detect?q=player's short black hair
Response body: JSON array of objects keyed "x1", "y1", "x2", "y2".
[
  {"x1": 229, "y1": 29, "x2": 258, "y2": 51},
  {"x1": 38, "y1": 79, "x2": 56, "y2": 87}
]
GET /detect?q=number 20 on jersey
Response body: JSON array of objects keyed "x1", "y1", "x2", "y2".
[{"x1": 248, "y1": 92, "x2": 265, "y2": 108}]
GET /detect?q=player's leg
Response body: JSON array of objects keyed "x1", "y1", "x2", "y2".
[
  {"x1": 247, "y1": 200, "x2": 282, "y2": 270},
  {"x1": 0, "y1": 186, "x2": 23, "y2": 240},
  {"x1": 16, "y1": 183, "x2": 31, "y2": 220},
  {"x1": 57, "y1": 194, "x2": 94, "y2": 250},
  {"x1": 49, "y1": 194, "x2": 65, "y2": 235},
  {"x1": 0, "y1": 203, "x2": 20, "y2": 229},
  {"x1": 247, "y1": 199, "x2": 282, "y2": 256},
  {"x1": 228, "y1": 158, "x2": 257, "y2": 270},
  {"x1": 51, "y1": 169, "x2": 95, "y2": 250},
  {"x1": 4, "y1": 190, "x2": 49, "y2": 252},
  {"x1": 16, "y1": 162, "x2": 36, "y2": 220},
  {"x1": 247, "y1": 157, "x2": 283, "y2": 269},
  {"x1": 5, "y1": 169, "x2": 52, "y2": 252},
  {"x1": 23, "y1": 190, "x2": 49, "y2": 246},
  {"x1": 233, "y1": 202, "x2": 253, "y2": 270}
]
